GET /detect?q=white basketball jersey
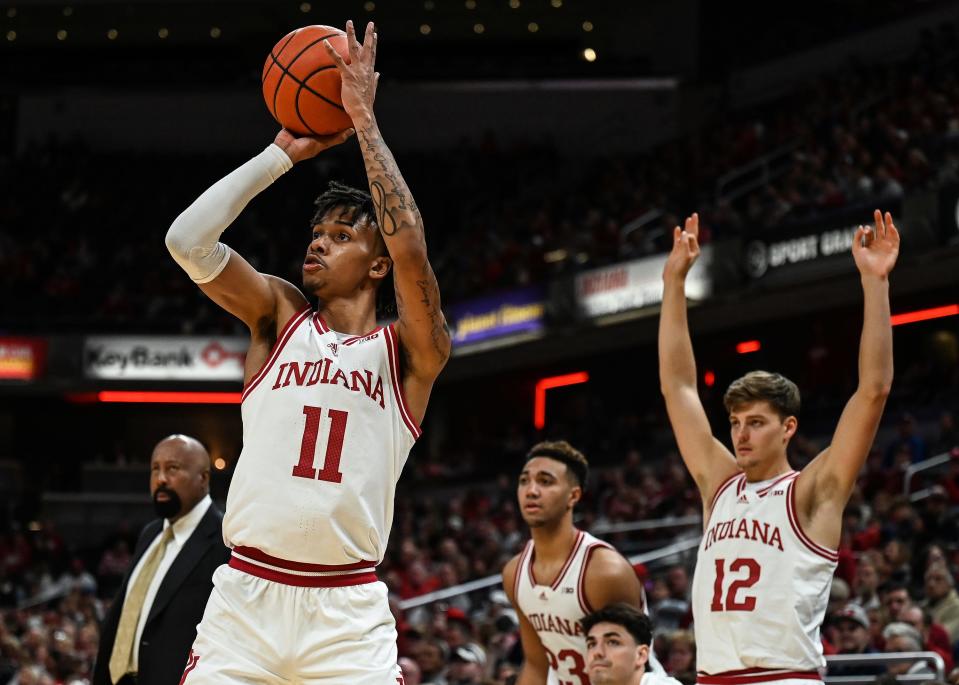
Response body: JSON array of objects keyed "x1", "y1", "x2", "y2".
[
  {"x1": 223, "y1": 307, "x2": 420, "y2": 566},
  {"x1": 515, "y1": 530, "x2": 614, "y2": 685},
  {"x1": 691, "y1": 471, "x2": 837, "y2": 680}
]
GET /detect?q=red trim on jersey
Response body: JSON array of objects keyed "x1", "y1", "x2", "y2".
[
  {"x1": 384, "y1": 324, "x2": 422, "y2": 440},
  {"x1": 342, "y1": 326, "x2": 384, "y2": 346},
  {"x1": 704, "y1": 473, "x2": 742, "y2": 530},
  {"x1": 178, "y1": 650, "x2": 200, "y2": 685},
  {"x1": 576, "y1": 542, "x2": 614, "y2": 615},
  {"x1": 530, "y1": 530, "x2": 584, "y2": 589},
  {"x1": 230, "y1": 556, "x2": 377, "y2": 587},
  {"x1": 313, "y1": 313, "x2": 383, "y2": 342},
  {"x1": 515, "y1": 541, "x2": 533, "y2": 599},
  {"x1": 241, "y1": 306, "x2": 312, "y2": 403},
  {"x1": 756, "y1": 470, "x2": 798, "y2": 497},
  {"x1": 697, "y1": 668, "x2": 821, "y2": 684},
  {"x1": 232, "y1": 546, "x2": 375, "y2": 572},
  {"x1": 736, "y1": 476, "x2": 747, "y2": 496},
  {"x1": 785, "y1": 480, "x2": 839, "y2": 562},
  {"x1": 312, "y1": 312, "x2": 330, "y2": 335}
]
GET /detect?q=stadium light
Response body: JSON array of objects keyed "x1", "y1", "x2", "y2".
[
  {"x1": 704, "y1": 370, "x2": 716, "y2": 387},
  {"x1": 534, "y1": 372, "x2": 589, "y2": 429},
  {"x1": 736, "y1": 340, "x2": 761, "y2": 354},
  {"x1": 97, "y1": 391, "x2": 242, "y2": 404},
  {"x1": 890, "y1": 304, "x2": 959, "y2": 327}
]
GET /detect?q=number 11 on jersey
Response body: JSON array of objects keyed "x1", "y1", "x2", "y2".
[{"x1": 292, "y1": 405, "x2": 349, "y2": 483}]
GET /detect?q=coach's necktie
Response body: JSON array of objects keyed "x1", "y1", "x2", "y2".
[{"x1": 109, "y1": 526, "x2": 174, "y2": 683}]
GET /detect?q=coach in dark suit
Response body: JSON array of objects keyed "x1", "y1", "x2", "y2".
[{"x1": 94, "y1": 434, "x2": 231, "y2": 685}]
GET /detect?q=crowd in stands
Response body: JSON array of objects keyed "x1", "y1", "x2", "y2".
[
  {"x1": 1, "y1": 371, "x2": 956, "y2": 683},
  {"x1": 2, "y1": 23, "x2": 958, "y2": 335}
]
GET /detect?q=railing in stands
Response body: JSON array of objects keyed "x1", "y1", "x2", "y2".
[
  {"x1": 714, "y1": 142, "x2": 799, "y2": 203},
  {"x1": 824, "y1": 652, "x2": 945, "y2": 683},
  {"x1": 903, "y1": 448, "x2": 956, "y2": 496},
  {"x1": 398, "y1": 532, "x2": 702, "y2": 611}
]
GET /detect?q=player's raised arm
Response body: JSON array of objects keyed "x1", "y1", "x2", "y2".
[
  {"x1": 324, "y1": 21, "x2": 451, "y2": 424},
  {"x1": 797, "y1": 210, "x2": 897, "y2": 533},
  {"x1": 658, "y1": 213, "x2": 738, "y2": 504},
  {"x1": 165, "y1": 128, "x2": 355, "y2": 330},
  {"x1": 503, "y1": 556, "x2": 551, "y2": 685}
]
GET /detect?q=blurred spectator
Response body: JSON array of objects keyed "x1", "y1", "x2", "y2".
[
  {"x1": 880, "y1": 581, "x2": 913, "y2": 623},
  {"x1": 413, "y1": 637, "x2": 450, "y2": 685},
  {"x1": 448, "y1": 644, "x2": 486, "y2": 685},
  {"x1": 885, "y1": 413, "x2": 928, "y2": 467},
  {"x1": 923, "y1": 563, "x2": 959, "y2": 643},
  {"x1": 829, "y1": 604, "x2": 885, "y2": 677},
  {"x1": 663, "y1": 630, "x2": 696, "y2": 684},
  {"x1": 852, "y1": 555, "x2": 882, "y2": 610},
  {"x1": 932, "y1": 412, "x2": 958, "y2": 455},
  {"x1": 882, "y1": 622, "x2": 934, "y2": 678},
  {"x1": 900, "y1": 604, "x2": 954, "y2": 672},
  {"x1": 399, "y1": 655, "x2": 423, "y2": 685}
]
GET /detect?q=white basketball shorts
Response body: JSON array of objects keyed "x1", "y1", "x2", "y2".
[{"x1": 180, "y1": 549, "x2": 404, "y2": 684}]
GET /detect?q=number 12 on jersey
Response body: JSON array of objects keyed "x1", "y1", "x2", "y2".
[
  {"x1": 292, "y1": 405, "x2": 349, "y2": 483},
  {"x1": 711, "y1": 558, "x2": 760, "y2": 611}
]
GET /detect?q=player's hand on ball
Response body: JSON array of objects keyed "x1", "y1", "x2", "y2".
[
  {"x1": 323, "y1": 20, "x2": 379, "y2": 127},
  {"x1": 853, "y1": 209, "x2": 900, "y2": 279},
  {"x1": 273, "y1": 127, "x2": 355, "y2": 165},
  {"x1": 663, "y1": 213, "x2": 701, "y2": 282}
]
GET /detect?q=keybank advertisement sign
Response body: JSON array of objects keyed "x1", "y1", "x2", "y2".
[
  {"x1": 575, "y1": 246, "x2": 714, "y2": 319},
  {"x1": 448, "y1": 287, "x2": 546, "y2": 345},
  {"x1": 84, "y1": 336, "x2": 247, "y2": 380}
]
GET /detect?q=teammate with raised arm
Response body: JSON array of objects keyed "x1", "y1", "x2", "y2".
[
  {"x1": 165, "y1": 21, "x2": 450, "y2": 684},
  {"x1": 658, "y1": 210, "x2": 898, "y2": 685},
  {"x1": 502, "y1": 441, "x2": 650, "y2": 685}
]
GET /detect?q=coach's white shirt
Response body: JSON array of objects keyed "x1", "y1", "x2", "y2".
[{"x1": 123, "y1": 494, "x2": 212, "y2": 670}]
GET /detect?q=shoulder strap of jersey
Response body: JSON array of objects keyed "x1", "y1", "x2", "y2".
[{"x1": 514, "y1": 540, "x2": 533, "y2": 598}]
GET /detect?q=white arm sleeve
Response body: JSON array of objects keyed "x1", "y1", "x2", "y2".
[{"x1": 165, "y1": 144, "x2": 293, "y2": 283}]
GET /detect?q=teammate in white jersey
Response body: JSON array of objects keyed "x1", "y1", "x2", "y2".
[
  {"x1": 583, "y1": 603, "x2": 683, "y2": 685},
  {"x1": 165, "y1": 21, "x2": 450, "y2": 684},
  {"x1": 502, "y1": 441, "x2": 646, "y2": 685},
  {"x1": 657, "y1": 210, "x2": 898, "y2": 684}
]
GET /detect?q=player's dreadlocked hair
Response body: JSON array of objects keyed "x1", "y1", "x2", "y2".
[{"x1": 309, "y1": 181, "x2": 395, "y2": 317}]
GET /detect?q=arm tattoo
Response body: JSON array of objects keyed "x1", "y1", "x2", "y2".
[
  {"x1": 359, "y1": 121, "x2": 449, "y2": 366},
  {"x1": 358, "y1": 125, "x2": 424, "y2": 239}
]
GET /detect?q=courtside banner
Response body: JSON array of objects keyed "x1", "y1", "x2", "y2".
[
  {"x1": 448, "y1": 287, "x2": 546, "y2": 346},
  {"x1": 0, "y1": 337, "x2": 47, "y2": 381},
  {"x1": 575, "y1": 246, "x2": 713, "y2": 319},
  {"x1": 84, "y1": 336, "x2": 247, "y2": 380}
]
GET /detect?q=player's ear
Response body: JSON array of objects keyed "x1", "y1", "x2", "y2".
[
  {"x1": 635, "y1": 644, "x2": 650, "y2": 670},
  {"x1": 782, "y1": 415, "x2": 798, "y2": 442},
  {"x1": 569, "y1": 484, "x2": 582, "y2": 508},
  {"x1": 369, "y1": 255, "x2": 392, "y2": 281}
]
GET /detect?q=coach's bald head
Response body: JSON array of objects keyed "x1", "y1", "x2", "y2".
[{"x1": 150, "y1": 434, "x2": 211, "y2": 522}]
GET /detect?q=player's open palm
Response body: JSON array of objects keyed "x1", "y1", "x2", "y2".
[
  {"x1": 324, "y1": 20, "x2": 379, "y2": 124},
  {"x1": 853, "y1": 210, "x2": 900, "y2": 278},
  {"x1": 663, "y1": 213, "x2": 701, "y2": 282}
]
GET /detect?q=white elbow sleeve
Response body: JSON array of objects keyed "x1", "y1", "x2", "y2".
[{"x1": 165, "y1": 144, "x2": 293, "y2": 283}]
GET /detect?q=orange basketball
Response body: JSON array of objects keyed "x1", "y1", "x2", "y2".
[{"x1": 262, "y1": 25, "x2": 353, "y2": 137}]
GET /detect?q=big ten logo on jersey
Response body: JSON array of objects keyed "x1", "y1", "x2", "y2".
[{"x1": 545, "y1": 647, "x2": 589, "y2": 685}]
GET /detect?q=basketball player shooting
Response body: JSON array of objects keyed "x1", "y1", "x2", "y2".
[
  {"x1": 165, "y1": 20, "x2": 450, "y2": 684},
  {"x1": 658, "y1": 210, "x2": 898, "y2": 685},
  {"x1": 502, "y1": 441, "x2": 650, "y2": 685}
]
